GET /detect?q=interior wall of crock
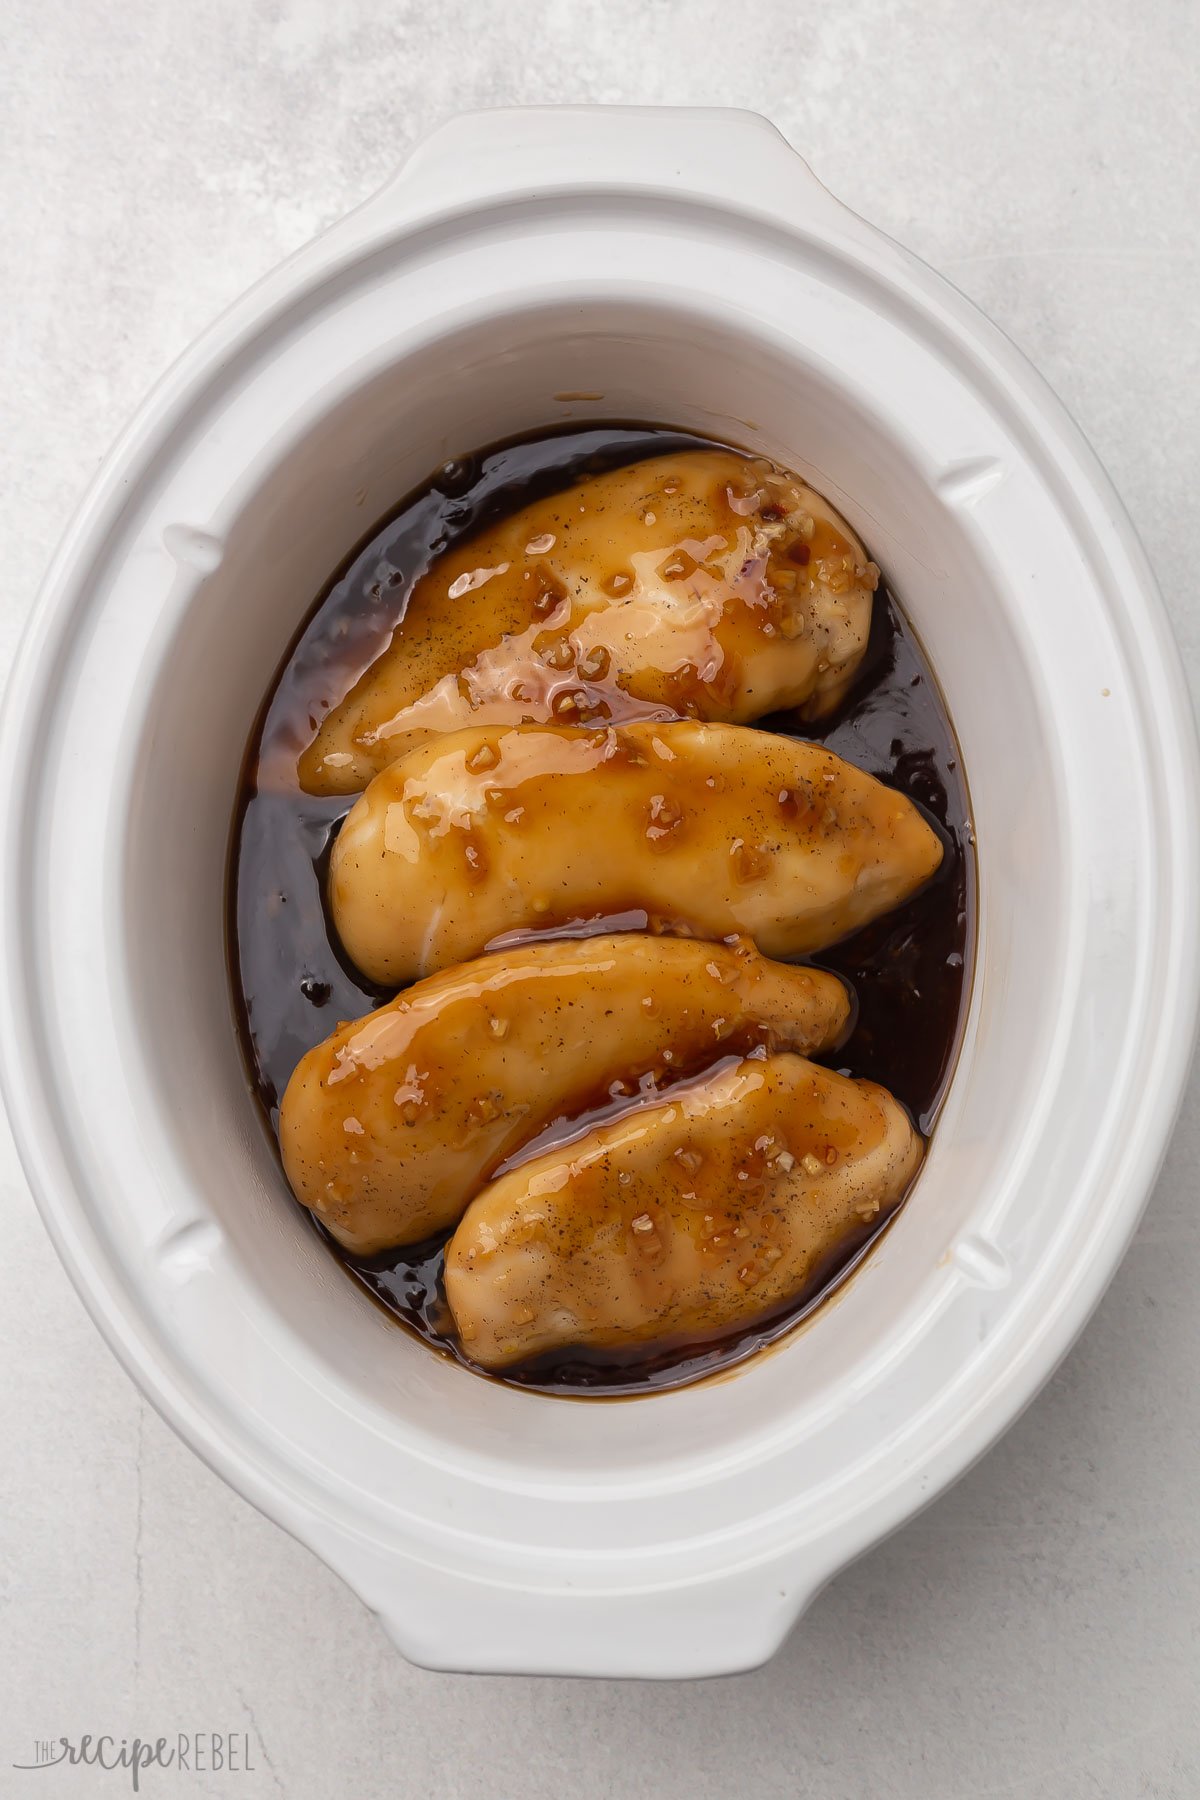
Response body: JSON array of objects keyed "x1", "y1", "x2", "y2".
[{"x1": 120, "y1": 294, "x2": 1065, "y2": 1469}]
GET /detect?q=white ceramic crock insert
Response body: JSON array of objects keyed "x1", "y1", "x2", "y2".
[{"x1": 2, "y1": 107, "x2": 1197, "y2": 1678}]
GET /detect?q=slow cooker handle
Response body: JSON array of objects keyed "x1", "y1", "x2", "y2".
[
  {"x1": 308, "y1": 1515, "x2": 826, "y2": 1679},
  {"x1": 349, "y1": 105, "x2": 854, "y2": 240}
]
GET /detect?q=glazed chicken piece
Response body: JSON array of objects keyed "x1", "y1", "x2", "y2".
[
  {"x1": 445, "y1": 1054, "x2": 922, "y2": 1370},
  {"x1": 329, "y1": 719, "x2": 942, "y2": 986},
  {"x1": 279, "y1": 934, "x2": 849, "y2": 1255},
  {"x1": 299, "y1": 449, "x2": 878, "y2": 794}
]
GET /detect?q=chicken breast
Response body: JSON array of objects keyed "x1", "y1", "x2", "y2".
[
  {"x1": 329, "y1": 719, "x2": 943, "y2": 986},
  {"x1": 279, "y1": 935, "x2": 850, "y2": 1255},
  {"x1": 299, "y1": 449, "x2": 878, "y2": 794},
  {"x1": 445, "y1": 1054, "x2": 922, "y2": 1370}
]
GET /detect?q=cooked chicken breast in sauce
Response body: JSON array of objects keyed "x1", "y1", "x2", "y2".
[
  {"x1": 299, "y1": 449, "x2": 878, "y2": 794},
  {"x1": 329, "y1": 719, "x2": 943, "y2": 986},
  {"x1": 445, "y1": 1053, "x2": 922, "y2": 1370},
  {"x1": 279, "y1": 934, "x2": 850, "y2": 1255}
]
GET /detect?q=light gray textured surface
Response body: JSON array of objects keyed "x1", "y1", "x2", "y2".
[{"x1": 2, "y1": 2, "x2": 1198, "y2": 1795}]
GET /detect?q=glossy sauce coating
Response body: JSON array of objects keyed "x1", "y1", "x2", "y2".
[
  {"x1": 230, "y1": 424, "x2": 974, "y2": 1395},
  {"x1": 279, "y1": 934, "x2": 850, "y2": 1255},
  {"x1": 445, "y1": 1054, "x2": 921, "y2": 1369},
  {"x1": 299, "y1": 448, "x2": 876, "y2": 794},
  {"x1": 329, "y1": 720, "x2": 943, "y2": 986}
]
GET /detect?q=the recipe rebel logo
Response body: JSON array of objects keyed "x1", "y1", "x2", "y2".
[{"x1": 12, "y1": 1733, "x2": 256, "y2": 1789}]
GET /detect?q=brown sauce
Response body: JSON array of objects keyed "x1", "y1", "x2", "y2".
[{"x1": 229, "y1": 425, "x2": 975, "y2": 1396}]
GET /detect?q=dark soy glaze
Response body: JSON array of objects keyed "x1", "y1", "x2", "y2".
[{"x1": 229, "y1": 424, "x2": 975, "y2": 1396}]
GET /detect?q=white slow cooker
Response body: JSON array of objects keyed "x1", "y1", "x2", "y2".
[{"x1": 2, "y1": 107, "x2": 1197, "y2": 1678}]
